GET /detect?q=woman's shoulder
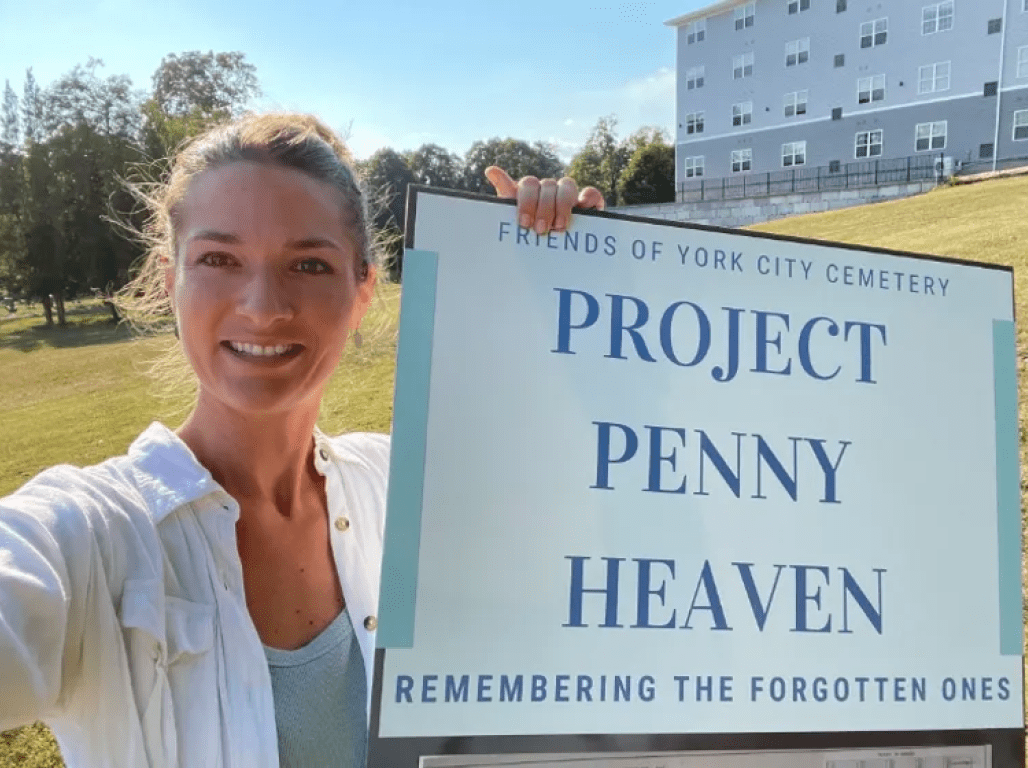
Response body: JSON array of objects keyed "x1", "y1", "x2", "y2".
[
  {"x1": 5, "y1": 455, "x2": 142, "y2": 511},
  {"x1": 320, "y1": 431, "x2": 391, "y2": 473},
  {"x1": 2, "y1": 421, "x2": 207, "y2": 527}
]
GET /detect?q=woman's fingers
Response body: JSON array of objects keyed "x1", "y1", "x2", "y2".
[
  {"x1": 484, "y1": 166, "x2": 518, "y2": 199},
  {"x1": 534, "y1": 179, "x2": 559, "y2": 234},
  {"x1": 485, "y1": 167, "x2": 608, "y2": 233},
  {"x1": 515, "y1": 176, "x2": 541, "y2": 230},
  {"x1": 577, "y1": 186, "x2": 606, "y2": 211},
  {"x1": 555, "y1": 178, "x2": 579, "y2": 232}
]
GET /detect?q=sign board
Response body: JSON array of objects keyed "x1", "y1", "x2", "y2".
[{"x1": 368, "y1": 187, "x2": 1024, "y2": 767}]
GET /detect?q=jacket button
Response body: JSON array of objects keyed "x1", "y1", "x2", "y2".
[
  {"x1": 334, "y1": 516, "x2": 350, "y2": 532},
  {"x1": 363, "y1": 615, "x2": 378, "y2": 631}
]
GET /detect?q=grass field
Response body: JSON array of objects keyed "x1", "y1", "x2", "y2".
[{"x1": 1, "y1": 176, "x2": 1027, "y2": 765}]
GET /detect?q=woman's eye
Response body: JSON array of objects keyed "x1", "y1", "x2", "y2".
[
  {"x1": 294, "y1": 258, "x2": 333, "y2": 275},
  {"x1": 198, "y1": 252, "x2": 235, "y2": 267}
]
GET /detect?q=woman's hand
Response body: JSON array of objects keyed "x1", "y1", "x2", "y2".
[{"x1": 484, "y1": 166, "x2": 605, "y2": 236}]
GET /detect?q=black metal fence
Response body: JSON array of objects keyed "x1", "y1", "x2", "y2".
[
  {"x1": 677, "y1": 153, "x2": 943, "y2": 203},
  {"x1": 952, "y1": 155, "x2": 1028, "y2": 177}
]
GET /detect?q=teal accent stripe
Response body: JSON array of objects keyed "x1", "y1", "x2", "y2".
[
  {"x1": 378, "y1": 249, "x2": 439, "y2": 649},
  {"x1": 993, "y1": 319, "x2": 1023, "y2": 656}
]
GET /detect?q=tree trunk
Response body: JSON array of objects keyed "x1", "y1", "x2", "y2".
[
  {"x1": 42, "y1": 294, "x2": 53, "y2": 326},
  {"x1": 105, "y1": 300, "x2": 120, "y2": 322},
  {"x1": 56, "y1": 291, "x2": 66, "y2": 326}
]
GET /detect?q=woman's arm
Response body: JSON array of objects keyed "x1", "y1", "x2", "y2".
[{"x1": 0, "y1": 464, "x2": 145, "y2": 729}]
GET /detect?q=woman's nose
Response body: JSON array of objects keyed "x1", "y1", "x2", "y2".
[{"x1": 235, "y1": 269, "x2": 295, "y2": 325}]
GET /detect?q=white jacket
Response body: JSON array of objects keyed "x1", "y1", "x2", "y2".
[{"x1": 0, "y1": 422, "x2": 390, "y2": 768}]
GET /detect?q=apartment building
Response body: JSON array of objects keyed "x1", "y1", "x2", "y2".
[{"x1": 666, "y1": 0, "x2": 1028, "y2": 184}]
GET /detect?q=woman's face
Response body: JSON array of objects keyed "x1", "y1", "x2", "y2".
[{"x1": 166, "y1": 161, "x2": 375, "y2": 418}]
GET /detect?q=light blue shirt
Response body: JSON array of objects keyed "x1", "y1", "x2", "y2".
[{"x1": 265, "y1": 609, "x2": 368, "y2": 768}]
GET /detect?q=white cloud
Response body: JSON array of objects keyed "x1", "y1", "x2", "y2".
[{"x1": 545, "y1": 67, "x2": 677, "y2": 161}]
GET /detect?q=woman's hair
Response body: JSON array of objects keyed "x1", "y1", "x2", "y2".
[{"x1": 116, "y1": 112, "x2": 373, "y2": 329}]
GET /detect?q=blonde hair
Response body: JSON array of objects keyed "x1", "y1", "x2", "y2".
[{"x1": 114, "y1": 112, "x2": 383, "y2": 411}]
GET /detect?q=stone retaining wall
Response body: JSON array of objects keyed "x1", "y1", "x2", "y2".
[{"x1": 612, "y1": 180, "x2": 938, "y2": 228}]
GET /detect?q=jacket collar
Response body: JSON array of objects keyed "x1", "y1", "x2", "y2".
[
  {"x1": 128, "y1": 422, "x2": 226, "y2": 525},
  {"x1": 128, "y1": 422, "x2": 345, "y2": 525}
]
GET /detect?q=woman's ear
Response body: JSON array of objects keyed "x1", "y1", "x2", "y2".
[
  {"x1": 163, "y1": 261, "x2": 175, "y2": 308},
  {"x1": 350, "y1": 264, "x2": 377, "y2": 331}
]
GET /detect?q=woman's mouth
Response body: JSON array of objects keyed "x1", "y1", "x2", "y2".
[{"x1": 223, "y1": 341, "x2": 303, "y2": 358}]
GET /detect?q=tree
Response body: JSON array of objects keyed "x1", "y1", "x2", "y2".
[
  {"x1": 618, "y1": 141, "x2": 675, "y2": 205},
  {"x1": 43, "y1": 58, "x2": 142, "y2": 138},
  {"x1": 6, "y1": 61, "x2": 146, "y2": 324},
  {"x1": 142, "y1": 51, "x2": 261, "y2": 165},
  {"x1": 566, "y1": 115, "x2": 630, "y2": 206},
  {"x1": 21, "y1": 69, "x2": 41, "y2": 143},
  {"x1": 407, "y1": 143, "x2": 462, "y2": 189},
  {"x1": 568, "y1": 118, "x2": 672, "y2": 207},
  {"x1": 1, "y1": 81, "x2": 19, "y2": 147},
  {"x1": 462, "y1": 138, "x2": 563, "y2": 194},
  {"x1": 151, "y1": 51, "x2": 260, "y2": 118},
  {"x1": 362, "y1": 148, "x2": 415, "y2": 280}
]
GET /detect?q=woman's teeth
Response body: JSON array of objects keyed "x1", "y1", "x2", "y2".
[{"x1": 228, "y1": 342, "x2": 295, "y2": 356}]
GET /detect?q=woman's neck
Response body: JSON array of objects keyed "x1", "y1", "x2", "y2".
[{"x1": 176, "y1": 397, "x2": 323, "y2": 519}]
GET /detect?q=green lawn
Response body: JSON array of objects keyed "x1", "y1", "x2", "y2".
[{"x1": 2, "y1": 176, "x2": 1028, "y2": 765}]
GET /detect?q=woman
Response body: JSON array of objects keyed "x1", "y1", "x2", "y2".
[{"x1": 0, "y1": 112, "x2": 603, "y2": 767}]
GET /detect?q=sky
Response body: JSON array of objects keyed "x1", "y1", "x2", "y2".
[{"x1": 0, "y1": 0, "x2": 707, "y2": 161}]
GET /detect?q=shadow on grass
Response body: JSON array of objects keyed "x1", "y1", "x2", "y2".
[{"x1": 0, "y1": 315, "x2": 137, "y2": 352}]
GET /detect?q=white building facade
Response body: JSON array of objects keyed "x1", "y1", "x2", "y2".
[{"x1": 667, "y1": 0, "x2": 1028, "y2": 187}]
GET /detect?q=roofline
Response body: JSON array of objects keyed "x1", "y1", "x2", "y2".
[{"x1": 665, "y1": 0, "x2": 749, "y2": 27}]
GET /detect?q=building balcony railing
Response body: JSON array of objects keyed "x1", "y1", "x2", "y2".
[{"x1": 677, "y1": 153, "x2": 945, "y2": 203}]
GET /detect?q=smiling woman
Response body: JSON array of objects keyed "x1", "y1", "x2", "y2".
[{"x1": 0, "y1": 111, "x2": 604, "y2": 768}]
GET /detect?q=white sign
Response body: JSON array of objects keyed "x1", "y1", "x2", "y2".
[{"x1": 374, "y1": 190, "x2": 1022, "y2": 745}]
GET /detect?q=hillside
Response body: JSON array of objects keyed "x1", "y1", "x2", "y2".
[{"x1": 750, "y1": 174, "x2": 1028, "y2": 320}]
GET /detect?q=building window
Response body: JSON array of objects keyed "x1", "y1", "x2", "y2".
[
  {"x1": 684, "y1": 156, "x2": 705, "y2": 178},
  {"x1": 733, "y1": 53, "x2": 754, "y2": 79},
  {"x1": 915, "y1": 121, "x2": 947, "y2": 151},
  {"x1": 1014, "y1": 110, "x2": 1028, "y2": 140},
  {"x1": 786, "y1": 38, "x2": 810, "y2": 66},
  {"x1": 860, "y1": 18, "x2": 888, "y2": 47},
  {"x1": 735, "y1": 3, "x2": 755, "y2": 29},
  {"x1": 855, "y1": 130, "x2": 883, "y2": 157},
  {"x1": 687, "y1": 66, "x2": 705, "y2": 90},
  {"x1": 686, "y1": 19, "x2": 706, "y2": 44},
  {"x1": 788, "y1": 0, "x2": 810, "y2": 13},
  {"x1": 835, "y1": 53, "x2": 845, "y2": 67},
  {"x1": 1017, "y1": 46, "x2": 1028, "y2": 78},
  {"x1": 782, "y1": 141, "x2": 807, "y2": 167},
  {"x1": 732, "y1": 101, "x2": 753, "y2": 126},
  {"x1": 829, "y1": 160, "x2": 842, "y2": 173},
  {"x1": 918, "y1": 62, "x2": 951, "y2": 93},
  {"x1": 686, "y1": 111, "x2": 705, "y2": 134},
  {"x1": 988, "y1": 17, "x2": 1002, "y2": 33},
  {"x1": 784, "y1": 90, "x2": 808, "y2": 117},
  {"x1": 922, "y1": 1, "x2": 954, "y2": 34},
  {"x1": 857, "y1": 75, "x2": 886, "y2": 104},
  {"x1": 731, "y1": 149, "x2": 753, "y2": 172},
  {"x1": 837, "y1": 0, "x2": 847, "y2": 11}
]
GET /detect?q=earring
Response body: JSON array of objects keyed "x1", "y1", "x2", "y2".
[{"x1": 353, "y1": 329, "x2": 363, "y2": 349}]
